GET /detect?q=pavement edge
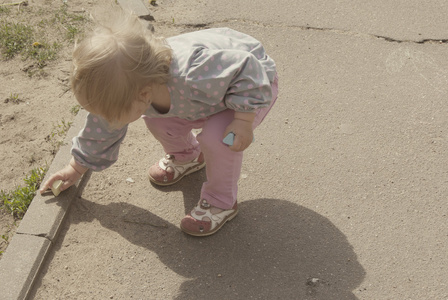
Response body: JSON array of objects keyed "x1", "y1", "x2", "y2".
[{"x1": 0, "y1": 110, "x2": 89, "y2": 300}]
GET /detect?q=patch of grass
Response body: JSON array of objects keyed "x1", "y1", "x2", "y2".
[
  {"x1": 1, "y1": 167, "x2": 47, "y2": 219},
  {"x1": 0, "y1": 4, "x2": 89, "y2": 73},
  {"x1": 0, "y1": 21, "x2": 33, "y2": 59},
  {"x1": 0, "y1": 19, "x2": 62, "y2": 68},
  {"x1": 1, "y1": 117, "x2": 73, "y2": 218},
  {"x1": 65, "y1": 24, "x2": 80, "y2": 41},
  {"x1": 25, "y1": 41, "x2": 61, "y2": 68},
  {"x1": 1, "y1": 116, "x2": 73, "y2": 220},
  {"x1": 0, "y1": 6, "x2": 11, "y2": 14},
  {"x1": 52, "y1": 5, "x2": 88, "y2": 42},
  {"x1": 52, "y1": 119, "x2": 73, "y2": 139}
]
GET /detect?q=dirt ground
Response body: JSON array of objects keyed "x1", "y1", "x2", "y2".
[
  {"x1": 0, "y1": 0, "x2": 127, "y2": 257},
  {"x1": 0, "y1": 0, "x2": 201, "y2": 262}
]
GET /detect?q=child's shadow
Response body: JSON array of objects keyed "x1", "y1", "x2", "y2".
[
  {"x1": 72, "y1": 192, "x2": 365, "y2": 299},
  {"x1": 148, "y1": 168, "x2": 208, "y2": 213}
]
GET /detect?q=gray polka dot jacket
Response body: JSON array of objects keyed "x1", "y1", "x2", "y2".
[{"x1": 71, "y1": 27, "x2": 277, "y2": 171}]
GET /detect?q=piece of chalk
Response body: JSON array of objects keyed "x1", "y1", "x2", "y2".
[
  {"x1": 51, "y1": 180, "x2": 63, "y2": 196},
  {"x1": 223, "y1": 132, "x2": 235, "y2": 146},
  {"x1": 223, "y1": 132, "x2": 255, "y2": 146}
]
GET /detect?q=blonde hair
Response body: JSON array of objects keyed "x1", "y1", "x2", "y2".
[{"x1": 70, "y1": 12, "x2": 172, "y2": 123}]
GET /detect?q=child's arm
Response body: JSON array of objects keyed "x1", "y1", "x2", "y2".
[
  {"x1": 39, "y1": 157, "x2": 88, "y2": 195},
  {"x1": 223, "y1": 111, "x2": 256, "y2": 152},
  {"x1": 40, "y1": 112, "x2": 127, "y2": 195}
]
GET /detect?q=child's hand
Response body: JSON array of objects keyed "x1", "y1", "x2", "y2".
[
  {"x1": 224, "y1": 112, "x2": 256, "y2": 152},
  {"x1": 39, "y1": 158, "x2": 88, "y2": 195}
]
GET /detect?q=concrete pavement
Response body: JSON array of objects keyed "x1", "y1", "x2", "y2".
[{"x1": 1, "y1": 0, "x2": 448, "y2": 299}]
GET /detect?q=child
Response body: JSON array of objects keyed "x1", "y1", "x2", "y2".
[{"x1": 40, "y1": 13, "x2": 278, "y2": 237}]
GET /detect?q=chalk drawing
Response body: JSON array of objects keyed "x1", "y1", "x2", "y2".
[{"x1": 386, "y1": 47, "x2": 448, "y2": 93}]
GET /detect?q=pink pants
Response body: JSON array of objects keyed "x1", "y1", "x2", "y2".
[{"x1": 143, "y1": 76, "x2": 278, "y2": 209}]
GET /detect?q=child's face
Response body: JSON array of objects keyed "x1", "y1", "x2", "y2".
[
  {"x1": 117, "y1": 85, "x2": 154, "y2": 125},
  {"x1": 114, "y1": 99, "x2": 151, "y2": 127},
  {"x1": 81, "y1": 98, "x2": 150, "y2": 129},
  {"x1": 80, "y1": 85, "x2": 153, "y2": 129}
]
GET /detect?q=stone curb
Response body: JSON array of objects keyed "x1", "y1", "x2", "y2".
[
  {"x1": 0, "y1": 109, "x2": 90, "y2": 300},
  {"x1": 0, "y1": 2, "x2": 150, "y2": 299}
]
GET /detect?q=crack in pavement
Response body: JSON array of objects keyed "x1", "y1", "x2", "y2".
[
  {"x1": 17, "y1": 232, "x2": 52, "y2": 241},
  {"x1": 375, "y1": 35, "x2": 448, "y2": 44},
  {"x1": 149, "y1": 18, "x2": 448, "y2": 45}
]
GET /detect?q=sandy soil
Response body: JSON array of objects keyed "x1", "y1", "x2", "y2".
[
  {"x1": 0, "y1": 0, "x2": 197, "y2": 263},
  {"x1": 0, "y1": 0, "x2": 116, "y2": 257}
]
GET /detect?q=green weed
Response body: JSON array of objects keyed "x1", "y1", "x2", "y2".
[
  {"x1": 1, "y1": 167, "x2": 47, "y2": 219},
  {"x1": 46, "y1": 119, "x2": 73, "y2": 154},
  {"x1": 0, "y1": 6, "x2": 11, "y2": 14},
  {"x1": 0, "y1": 233, "x2": 10, "y2": 257},
  {"x1": 4, "y1": 92, "x2": 22, "y2": 104},
  {"x1": 52, "y1": 119, "x2": 72, "y2": 138},
  {"x1": 1, "y1": 234, "x2": 9, "y2": 243},
  {"x1": 70, "y1": 104, "x2": 81, "y2": 116}
]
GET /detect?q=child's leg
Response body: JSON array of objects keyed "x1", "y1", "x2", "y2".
[
  {"x1": 181, "y1": 76, "x2": 279, "y2": 236},
  {"x1": 197, "y1": 109, "x2": 243, "y2": 209},
  {"x1": 198, "y1": 75, "x2": 279, "y2": 210},
  {"x1": 142, "y1": 116, "x2": 201, "y2": 162}
]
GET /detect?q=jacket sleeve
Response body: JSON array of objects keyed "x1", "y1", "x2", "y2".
[
  {"x1": 185, "y1": 48, "x2": 274, "y2": 113},
  {"x1": 71, "y1": 113, "x2": 128, "y2": 171}
]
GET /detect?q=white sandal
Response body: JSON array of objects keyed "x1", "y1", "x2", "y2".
[
  {"x1": 180, "y1": 199, "x2": 238, "y2": 236},
  {"x1": 148, "y1": 153, "x2": 205, "y2": 186}
]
